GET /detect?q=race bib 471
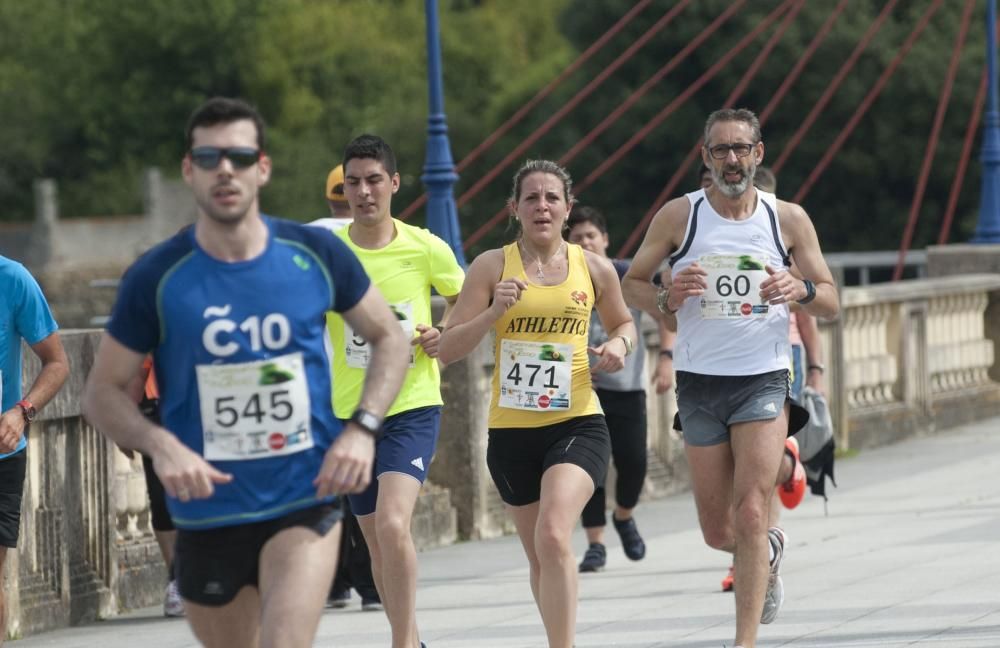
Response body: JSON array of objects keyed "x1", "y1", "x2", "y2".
[{"x1": 498, "y1": 340, "x2": 573, "y2": 411}]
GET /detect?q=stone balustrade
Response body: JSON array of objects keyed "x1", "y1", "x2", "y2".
[
  {"x1": 6, "y1": 272, "x2": 1000, "y2": 639},
  {"x1": 820, "y1": 274, "x2": 1000, "y2": 449}
]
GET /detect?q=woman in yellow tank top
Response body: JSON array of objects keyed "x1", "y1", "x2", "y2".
[{"x1": 440, "y1": 160, "x2": 635, "y2": 648}]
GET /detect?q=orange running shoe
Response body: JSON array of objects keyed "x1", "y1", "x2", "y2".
[
  {"x1": 778, "y1": 437, "x2": 806, "y2": 509},
  {"x1": 721, "y1": 564, "x2": 735, "y2": 592}
]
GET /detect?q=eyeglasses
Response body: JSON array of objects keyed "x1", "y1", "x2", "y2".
[
  {"x1": 706, "y1": 143, "x2": 757, "y2": 160},
  {"x1": 189, "y1": 146, "x2": 261, "y2": 170}
]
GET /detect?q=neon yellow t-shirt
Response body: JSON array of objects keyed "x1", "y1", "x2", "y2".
[{"x1": 327, "y1": 218, "x2": 465, "y2": 418}]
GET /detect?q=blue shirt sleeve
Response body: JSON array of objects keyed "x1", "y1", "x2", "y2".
[
  {"x1": 13, "y1": 265, "x2": 58, "y2": 345},
  {"x1": 106, "y1": 254, "x2": 162, "y2": 354}
]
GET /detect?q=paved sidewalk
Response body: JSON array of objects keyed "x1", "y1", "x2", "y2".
[{"x1": 15, "y1": 416, "x2": 1000, "y2": 647}]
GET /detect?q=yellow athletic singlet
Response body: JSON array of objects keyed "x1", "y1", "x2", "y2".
[{"x1": 489, "y1": 242, "x2": 601, "y2": 428}]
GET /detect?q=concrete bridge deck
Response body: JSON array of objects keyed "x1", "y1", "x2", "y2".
[{"x1": 15, "y1": 416, "x2": 1000, "y2": 647}]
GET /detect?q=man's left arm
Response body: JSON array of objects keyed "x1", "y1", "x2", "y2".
[
  {"x1": 0, "y1": 332, "x2": 69, "y2": 453},
  {"x1": 651, "y1": 318, "x2": 676, "y2": 394},
  {"x1": 761, "y1": 201, "x2": 839, "y2": 320},
  {"x1": 797, "y1": 311, "x2": 825, "y2": 395}
]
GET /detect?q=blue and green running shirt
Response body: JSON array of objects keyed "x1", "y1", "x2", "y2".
[{"x1": 106, "y1": 217, "x2": 370, "y2": 530}]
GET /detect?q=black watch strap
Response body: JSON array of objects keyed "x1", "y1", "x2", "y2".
[
  {"x1": 349, "y1": 408, "x2": 383, "y2": 439},
  {"x1": 796, "y1": 279, "x2": 817, "y2": 305}
]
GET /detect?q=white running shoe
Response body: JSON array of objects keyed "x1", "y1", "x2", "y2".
[
  {"x1": 760, "y1": 527, "x2": 786, "y2": 624},
  {"x1": 163, "y1": 580, "x2": 185, "y2": 618}
]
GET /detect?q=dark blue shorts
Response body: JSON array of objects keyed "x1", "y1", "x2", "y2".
[{"x1": 348, "y1": 405, "x2": 441, "y2": 516}]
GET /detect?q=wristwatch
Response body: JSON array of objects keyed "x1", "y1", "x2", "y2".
[
  {"x1": 656, "y1": 286, "x2": 678, "y2": 315},
  {"x1": 16, "y1": 399, "x2": 36, "y2": 423},
  {"x1": 797, "y1": 279, "x2": 817, "y2": 305},
  {"x1": 616, "y1": 334, "x2": 634, "y2": 356},
  {"x1": 349, "y1": 408, "x2": 383, "y2": 439}
]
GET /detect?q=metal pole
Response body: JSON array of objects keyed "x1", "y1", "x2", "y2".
[
  {"x1": 421, "y1": 0, "x2": 467, "y2": 266},
  {"x1": 975, "y1": 0, "x2": 1000, "y2": 242}
]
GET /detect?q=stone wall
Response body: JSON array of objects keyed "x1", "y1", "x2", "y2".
[
  {"x1": 0, "y1": 171, "x2": 197, "y2": 329},
  {"x1": 817, "y1": 273, "x2": 1000, "y2": 450},
  {"x1": 5, "y1": 329, "x2": 456, "y2": 639},
  {"x1": 7, "y1": 268, "x2": 1000, "y2": 639}
]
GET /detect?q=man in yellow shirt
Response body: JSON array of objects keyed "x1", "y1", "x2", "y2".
[{"x1": 327, "y1": 134, "x2": 464, "y2": 648}]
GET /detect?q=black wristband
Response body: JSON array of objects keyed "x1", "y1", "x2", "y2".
[
  {"x1": 797, "y1": 279, "x2": 817, "y2": 305},
  {"x1": 433, "y1": 324, "x2": 445, "y2": 333},
  {"x1": 349, "y1": 408, "x2": 383, "y2": 439},
  {"x1": 660, "y1": 349, "x2": 673, "y2": 359}
]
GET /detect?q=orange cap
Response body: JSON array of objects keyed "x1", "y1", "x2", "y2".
[{"x1": 326, "y1": 165, "x2": 347, "y2": 202}]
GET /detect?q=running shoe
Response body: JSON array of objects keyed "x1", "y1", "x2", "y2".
[
  {"x1": 326, "y1": 588, "x2": 351, "y2": 609},
  {"x1": 163, "y1": 580, "x2": 185, "y2": 618},
  {"x1": 721, "y1": 564, "x2": 735, "y2": 592},
  {"x1": 612, "y1": 515, "x2": 646, "y2": 561},
  {"x1": 578, "y1": 542, "x2": 607, "y2": 572},
  {"x1": 760, "y1": 527, "x2": 786, "y2": 624},
  {"x1": 777, "y1": 437, "x2": 806, "y2": 509},
  {"x1": 361, "y1": 595, "x2": 383, "y2": 611}
]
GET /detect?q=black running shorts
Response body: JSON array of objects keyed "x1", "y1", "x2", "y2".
[
  {"x1": 174, "y1": 503, "x2": 342, "y2": 606},
  {"x1": 0, "y1": 449, "x2": 27, "y2": 548},
  {"x1": 487, "y1": 414, "x2": 611, "y2": 507}
]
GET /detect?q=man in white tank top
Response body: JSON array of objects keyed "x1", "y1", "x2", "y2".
[{"x1": 622, "y1": 109, "x2": 839, "y2": 648}]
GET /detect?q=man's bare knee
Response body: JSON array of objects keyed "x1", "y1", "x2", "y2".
[{"x1": 732, "y1": 498, "x2": 769, "y2": 540}]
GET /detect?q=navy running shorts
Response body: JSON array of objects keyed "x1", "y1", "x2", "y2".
[
  {"x1": 174, "y1": 502, "x2": 342, "y2": 606},
  {"x1": 487, "y1": 414, "x2": 611, "y2": 507},
  {"x1": 348, "y1": 405, "x2": 441, "y2": 516}
]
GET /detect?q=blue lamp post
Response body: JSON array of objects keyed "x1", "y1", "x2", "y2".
[
  {"x1": 421, "y1": 0, "x2": 467, "y2": 266},
  {"x1": 975, "y1": 0, "x2": 1000, "y2": 242}
]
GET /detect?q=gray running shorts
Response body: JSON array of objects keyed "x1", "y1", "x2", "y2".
[{"x1": 675, "y1": 369, "x2": 790, "y2": 447}]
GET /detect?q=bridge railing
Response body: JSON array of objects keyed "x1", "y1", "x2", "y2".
[
  {"x1": 820, "y1": 273, "x2": 1000, "y2": 449},
  {"x1": 6, "y1": 272, "x2": 1000, "y2": 639}
]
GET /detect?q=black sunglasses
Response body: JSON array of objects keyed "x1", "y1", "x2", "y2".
[{"x1": 190, "y1": 146, "x2": 261, "y2": 170}]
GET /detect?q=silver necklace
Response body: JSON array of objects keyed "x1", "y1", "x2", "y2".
[{"x1": 520, "y1": 240, "x2": 565, "y2": 280}]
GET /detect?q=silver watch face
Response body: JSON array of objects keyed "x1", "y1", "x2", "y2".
[{"x1": 354, "y1": 410, "x2": 380, "y2": 432}]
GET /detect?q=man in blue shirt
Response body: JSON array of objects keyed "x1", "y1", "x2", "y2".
[
  {"x1": 0, "y1": 256, "x2": 69, "y2": 640},
  {"x1": 82, "y1": 97, "x2": 409, "y2": 648}
]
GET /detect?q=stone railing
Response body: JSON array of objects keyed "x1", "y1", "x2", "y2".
[
  {"x1": 7, "y1": 273, "x2": 1000, "y2": 639},
  {"x1": 6, "y1": 329, "x2": 455, "y2": 640},
  {"x1": 820, "y1": 274, "x2": 1000, "y2": 449}
]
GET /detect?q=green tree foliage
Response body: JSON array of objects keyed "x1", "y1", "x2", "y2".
[
  {"x1": 0, "y1": 0, "x2": 987, "y2": 257},
  {"x1": 0, "y1": 0, "x2": 572, "y2": 225},
  {"x1": 513, "y1": 0, "x2": 987, "y2": 254}
]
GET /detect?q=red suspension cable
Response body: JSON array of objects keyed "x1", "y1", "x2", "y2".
[
  {"x1": 611, "y1": 0, "x2": 803, "y2": 258},
  {"x1": 580, "y1": 0, "x2": 802, "y2": 192},
  {"x1": 771, "y1": 0, "x2": 901, "y2": 175},
  {"x1": 463, "y1": 0, "x2": 735, "y2": 250},
  {"x1": 894, "y1": 0, "x2": 975, "y2": 281},
  {"x1": 620, "y1": 0, "x2": 848, "y2": 258},
  {"x1": 455, "y1": 0, "x2": 694, "y2": 219},
  {"x1": 397, "y1": 0, "x2": 654, "y2": 221},
  {"x1": 792, "y1": 0, "x2": 945, "y2": 205},
  {"x1": 758, "y1": 0, "x2": 851, "y2": 126},
  {"x1": 939, "y1": 65, "x2": 988, "y2": 245},
  {"x1": 556, "y1": 1, "x2": 748, "y2": 168}
]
